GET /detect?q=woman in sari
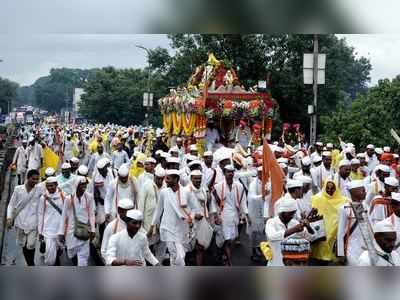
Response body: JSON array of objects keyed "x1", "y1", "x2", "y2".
[{"x1": 311, "y1": 179, "x2": 349, "y2": 265}]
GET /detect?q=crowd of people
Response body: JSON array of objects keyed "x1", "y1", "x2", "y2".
[{"x1": 5, "y1": 120, "x2": 400, "y2": 266}]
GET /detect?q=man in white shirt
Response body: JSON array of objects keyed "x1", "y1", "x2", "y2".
[
  {"x1": 369, "y1": 177, "x2": 399, "y2": 224},
  {"x1": 58, "y1": 176, "x2": 96, "y2": 266},
  {"x1": 88, "y1": 143, "x2": 111, "y2": 176},
  {"x1": 37, "y1": 177, "x2": 65, "y2": 265},
  {"x1": 6, "y1": 169, "x2": 41, "y2": 266},
  {"x1": 62, "y1": 134, "x2": 75, "y2": 163},
  {"x1": 365, "y1": 144, "x2": 379, "y2": 174},
  {"x1": 311, "y1": 151, "x2": 335, "y2": 193},
  {"x1": 137, "y1": 157, "x2": 156, "y2": 188},
  {"x1": 111, "y1": 141, "x2": 130, "y2": 170},
  {"x1": 336, "y1": 180, "x2": 368, "y2": 266},
  {"x1": 365, "y1": 164, "x2": 390, "y2": 207},
  {"x1": 106, "y1": 209, "x2": 159, "y2": 266},
  {"x1": 101, "y1": 198, "x2": 133, "y2": 263},
  {"x1": 27, "y1": 137, "x2": 43, "y2": 171},
  {"x1": 105, "y1": 164, "x2": 138, "y2": 221},
  {"x1": 211, "y1": 164, "x2": 249, "y2": 266},
  {"x1": 358, "y1": 218, "x2": 400, "y2": 266},
  {"x1": 150, "y1": 169, "x2": 192, "y2": 266},
  {"x1": 12, "y1": 139, "x2": 28, "y2": 185},
  {"x1": 265, "y1": 197, "x2": 313, "y2": 266},
  {"x1": 205, "y1": 121, "x2": 220, "y2": 151},
  {"x1": 334, "y1": 159, "x2": 352, "y2": 198}
]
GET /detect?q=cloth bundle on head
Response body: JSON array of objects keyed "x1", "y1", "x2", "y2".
[
  {"x1": 281, "y1": 238, "x2": 311, "y2": 262},
  {"x1": 384, "y1": 146, "x2": 391, "y2": 153},
  {"x1": 126, "y1": 209, "x2": 143, "y2": 221}
]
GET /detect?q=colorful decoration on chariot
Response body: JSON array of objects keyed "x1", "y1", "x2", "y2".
[
  {"x1": 159, "y1": 53, "x2": 277, "y2": 135},
  {"x1": 281, "y1": 122, "x2": 305, "y2": 146}
]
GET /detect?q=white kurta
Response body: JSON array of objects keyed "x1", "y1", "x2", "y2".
[
  {"x1": 247, "y1": 178, "x2": 265, "y2": 233},
  {"x1": 111, "y1": 150, "x2": 130, "y2": 170},
  {"x1": 337, "y1": 203, "x2": 367, "y2": 265},
  {"x1": 369, "y1": 195, "x2": 391, "y2": 224},
  {"x1": 101, "y1": 217, "x2": 126, "y2": 260},
  {"x1": 37, "y1": 190, "x2": 65, "y2": 265},
  {"x1": 334, "y1": 174, "x2": 351, "y2": 198},
  {"x1": 92, "y1": 169, "x2": 115, "y2": 223},
  {"x1": 365, "y1": 180, "x2": 385, "y2": 208},
  {"x1": 358, "y1": 242, "x2": 400, "y2": 266},
  {"x1": 63, "y1": 140, "x2": 75, "y2": 162},
  {"x1": 138, "y1": 180, "x2": 159, "y2": 232},
  {"x1": 265, "y1": 216, "x2": 312, "y2": 266},
  {"x1": 211, "y1": 180, "x2": 248, "y2": 241},
  {"x1": 151, "y1": 187, "x2": 190, "y2": 244},
  {"x1": 106, "y1": 229, "x2": 159, "y2": 266},
  {"x1": 12, "y1": 146, "x2": 28, "y2": 174},
  {"x1": 57, "y1": 192, "x2": 96, "y2": 251},
  {"x1": 310, "y1": 164, "x2": 335, "y2": 193},
  {"x1": 88, "y1": 152, "x2": 111, "y2": 176},
  {"x1": 137, "y1": 171, "x2": 154, "y2": 190},
  {"x1": 27, "y1": 143, "x2": 43, "y2": 170},
  {"x1": 105, "y1": 177, "x2": 137, "y2": 217},
  {"x1": 7, "y1": 184, "x2": 41, "y2": 232}
]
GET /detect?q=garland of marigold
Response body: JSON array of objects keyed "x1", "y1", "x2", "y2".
[
  {"x1": 163, "y1": 113, "x2": 173, "y2": 134},
  {"x1": 182, "y1": 113, "x2": 197, "y2": 136},
  {"x1": 172, "y1": 111, "x2": 182, "y2": 135}
]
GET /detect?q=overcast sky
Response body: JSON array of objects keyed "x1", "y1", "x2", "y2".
[{"x1": 1, "y1": 34, "x2": 399, "y2": 87}]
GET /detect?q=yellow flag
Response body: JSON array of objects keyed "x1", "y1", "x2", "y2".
[{"x1": 40, "y1": 147, "x2": 60, "y2": 178}]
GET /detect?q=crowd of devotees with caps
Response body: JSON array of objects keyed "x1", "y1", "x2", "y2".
[{"x1": 6, "y1": 122, "x2": 400, "y2": 266}]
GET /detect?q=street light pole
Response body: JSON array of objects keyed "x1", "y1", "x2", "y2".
[
  {"x1": 310, "y1": 34, "x2": 319, "y2": 145},
  {"x1": 136, "y1": 45, "x2": 152, "y2": 127}
]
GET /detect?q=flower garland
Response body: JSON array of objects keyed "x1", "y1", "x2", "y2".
[
  {"x1": 172, "y1": 111, "x2": 182, "y2": 135},
  {"x1": 182, "y1": 113, "x2": 197, "y2": 136}
]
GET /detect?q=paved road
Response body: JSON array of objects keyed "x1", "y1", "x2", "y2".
[{"x1": 1, "y1": 174, "x2": 267, "y2": 266}]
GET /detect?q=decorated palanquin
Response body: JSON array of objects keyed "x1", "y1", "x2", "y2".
[{"x1": 159, "y1": 53, "x2": 278, "y2": 150}]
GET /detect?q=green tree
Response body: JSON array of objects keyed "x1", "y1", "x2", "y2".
[
  {"x1": 79, "y1": 67, "x2": 163, "y2": 126},
  {"x1": 0, "y1": 77, "x2": 19, "y2": 114},
  {"x1": 320, "y1": 77, "x2": 400, "y2": 149},
  {"x1": 149, "y1": 34, "x2": 371, "y2": 138},
  {"x1": 33, "y1": 68, "x2": 97, "y2": 112}
]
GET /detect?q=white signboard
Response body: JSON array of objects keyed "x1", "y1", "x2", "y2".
[{"x1": 303, "y1": 53, "x2": 326, "y2": 85}]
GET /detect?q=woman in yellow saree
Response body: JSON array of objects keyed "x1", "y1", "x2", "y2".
[{"x1": 311, "y1": 179, "x2": 349, "y2": 265}]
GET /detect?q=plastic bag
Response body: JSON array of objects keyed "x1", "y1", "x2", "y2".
[{"x1": 196, "y1": 218, "x2": 214, "y2": 249}]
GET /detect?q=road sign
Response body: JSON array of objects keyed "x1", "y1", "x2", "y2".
[{"x1": 303, "y1": 53, "x2": 326, "y2": 85}]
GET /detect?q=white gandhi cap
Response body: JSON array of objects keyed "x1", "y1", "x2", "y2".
[
  {"x1": 373, "y1": 218, "x2": 396, "y2": 233},
  {"x1": 126, "y1": 209, "x2": 143, "y2": 221},
  {"x1": 278, "y1": 198, "x2": 298, "y2": 213}
]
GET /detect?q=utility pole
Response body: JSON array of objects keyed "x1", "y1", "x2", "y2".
[
  {"x1": 310, "y1": 34, "x2": 319, "y2": 145},
  {"x1": 136, "y1": 45, "x2": 153, "y2": 127}
]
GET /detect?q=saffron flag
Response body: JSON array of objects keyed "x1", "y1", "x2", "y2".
[{"x1": 262, "y1": 138, "x2": 285, "y2": 217}]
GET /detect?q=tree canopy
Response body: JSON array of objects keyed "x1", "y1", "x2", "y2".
[
  {"x1": 321, "y1": 76, "x2": 400, "y2": 149},
  {"x1": 0, "y1": 77, "x2": 19, "y2": 114}
]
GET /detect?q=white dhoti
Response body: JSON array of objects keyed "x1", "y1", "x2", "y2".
[
  {"x1": 67, "y1": 242, "x2": 90, "y2": 266},
  {"x1": 43, "y1": 237, "x2": 63, "y2": 265},
  {"x1": 167, "y1": 242, "x2": 186, "y2": 266},
  {"x1": 16, "y1": 228, "x2": 37, "y2": 250}
]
